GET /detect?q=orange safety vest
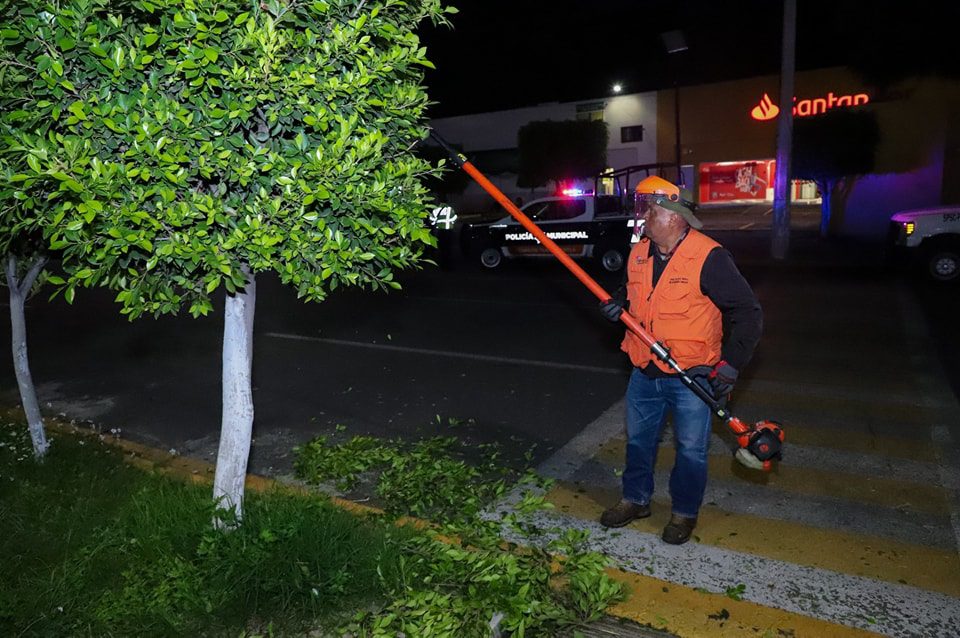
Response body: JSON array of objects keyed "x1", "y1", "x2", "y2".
[{"x1": 621, "y1": 230, "x2": 723, "y2": 372}]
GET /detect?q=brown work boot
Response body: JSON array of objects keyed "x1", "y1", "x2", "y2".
[
  {"x1": 599, "y1": 500, "x2": 651, "y2": 528},
  {"x1": 662, "y1": 514, "x2": 697, "y2": 545}
]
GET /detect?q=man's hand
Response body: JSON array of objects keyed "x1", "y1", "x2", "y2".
[
  {"x1": 708, "y1": 361, "x2": 738, "y2": 397},
  {"x1": 599, "y1": 298, "x2": 624, "y2": 322},
  {"x1": 686, "y1": 365, "x2": 715, "y2": 398}
]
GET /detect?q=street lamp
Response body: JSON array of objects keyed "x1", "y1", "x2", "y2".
[
  {"x1": 660, "y1": 30, "x2": 687, "y2": 185},
  {"x1": 612, "y1": 83, "x2": 623, "y2": 94}
]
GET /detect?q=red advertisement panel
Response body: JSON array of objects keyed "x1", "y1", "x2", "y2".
[{"x1": 699, "y1": 160, "x2": 775, "y2": 204}]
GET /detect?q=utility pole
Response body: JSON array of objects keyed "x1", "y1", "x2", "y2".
[
  {"x1": 771, "y1": 0, "x2": 797, "y2": 260},
  {"x1": 674, "y1": 83, "x2": 682, "y2": 185},
  {"x1": 661, "y1": 30, "x2": 688, "y2": 186}
]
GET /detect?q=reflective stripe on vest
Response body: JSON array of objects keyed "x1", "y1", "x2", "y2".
[{"x1": 620, "y1": 230, "x2": 723, "y2": 372}]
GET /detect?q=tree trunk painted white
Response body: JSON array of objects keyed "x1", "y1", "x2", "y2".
[
  {"x1": 212, "y1": 269, "x2": 256, "y2": 526},
  {"x1": 5, "y1": 254, "x2": 49, "y2": 459}
]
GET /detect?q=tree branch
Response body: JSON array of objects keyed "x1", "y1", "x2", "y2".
[
  {"x1": 5, "y1": 254, "x2": 18, "y2": 291},
  {"x1": 20, "y1": 254, "x2": 48, "y2": 296}
]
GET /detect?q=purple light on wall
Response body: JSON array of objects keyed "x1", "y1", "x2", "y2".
[{"x1": 841, "y1": 144, "x2": 945, "y2": 238}]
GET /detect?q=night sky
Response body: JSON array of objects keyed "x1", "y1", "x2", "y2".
[{"x1": 419, "y1": 0, "x2": 959, "y2": 117}]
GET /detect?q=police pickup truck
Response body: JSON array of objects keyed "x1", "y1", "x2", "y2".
[
  {"x1": 459, "y1": 192, "x2": 637, "y2": 272},
  {"x1": 890, "y1": 206, "x2": 960, "y2": 282}
]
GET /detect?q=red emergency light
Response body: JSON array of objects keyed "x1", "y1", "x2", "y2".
[{"x1": 560, "y1": 187, "x2": 593, "y2": 197}]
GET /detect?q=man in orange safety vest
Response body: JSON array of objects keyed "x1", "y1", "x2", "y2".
[{"x1": 598, "y1": 176, "x2": 762, "y2": 545}]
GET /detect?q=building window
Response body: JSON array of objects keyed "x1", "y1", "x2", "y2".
[
  {"x1": 576, "y1": 101, "x2": 605, "y2": 122},
  {"x1": 621, "y1": 125, "x2": 644, "y2": 143}
]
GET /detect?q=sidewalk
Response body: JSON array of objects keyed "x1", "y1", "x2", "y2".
[{"x1": 490, "y1": 231, "x2": 960, "y2": 637}]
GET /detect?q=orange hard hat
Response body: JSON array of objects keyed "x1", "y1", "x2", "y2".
[
  {"x1": 634, "y1": 176, "x2": 701, "y2": 228},
  {"x1": 635, "y1": 175, "x2": 683, "y2": 200}
]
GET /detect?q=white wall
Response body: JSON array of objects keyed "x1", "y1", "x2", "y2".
[
  {"x1": 431, "y1": 92, "x2": 658, "y2": 213},
  {"x1": 603, "y1": 93, "x2": 658, "y2": 168},
  {"x1": 431, "y1": 102, "x2": 576, "y2": 152}
]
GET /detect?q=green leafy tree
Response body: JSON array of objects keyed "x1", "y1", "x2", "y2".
[
  {"x1": 0, "y1": 11, "x2": 78, "y2": 459},
  {"x1": 792, "y1": 110, "x2": 880, "y2": 236},
  {"x1": 517, "y1": 119, "x2": 608, "y2": 189},
  {"x1": 3, "y1": 0, "x2": 452, "y2": 521}
]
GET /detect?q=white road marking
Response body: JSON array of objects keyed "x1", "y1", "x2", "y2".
[
  {"x1": 264, "y1": 332, "x2": 626, "y2": 375},
  {"x1": 494, "y1": 507, "x2": 960, "y2": 638}
]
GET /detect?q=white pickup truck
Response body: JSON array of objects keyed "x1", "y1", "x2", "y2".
[{"x1": 890, "y1": 206, "x2": 960, "y2": 281}]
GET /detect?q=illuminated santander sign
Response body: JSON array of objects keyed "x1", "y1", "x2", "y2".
[{"x1": 750, "y1": 91, "x2": 870, "y2": 121}]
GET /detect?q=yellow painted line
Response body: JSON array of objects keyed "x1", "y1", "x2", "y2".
[
  {"x1": 594, "y1": 439, "x2": 949, "y2": 515},
  {"x1": 605, "y1": 567, "x2": 882, "y2": 638},
  {"x1": 43, "y1": 420, "x2": 391, "y2": 520},
  {"x1": 546, "y1": 483, "x2": 960, "y2": 598}
]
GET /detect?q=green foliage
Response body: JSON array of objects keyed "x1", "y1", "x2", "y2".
[
  {"x1": 295, "y1": 433, "x2": 627, "y2": 636},
  {"x1": 1, "y1": 0, "x2": 454, "y2": 318},
  {"x1": 0, "y1": 422, "x2": 411, "y2": 636},
  {"x1": 295, "y1": 434, "x2": 512, "y2": 524},
  {"x1": 418, "y1": 143, "x2": 471, "y2": 197},
  {"x1": 376, "y1": 436, "x2": 510, "y2": 521},
  {"x1": 724, "y1": 583, "x2": 746, "y2": 601},
  {"x1": 517, "y1": 119, "x2": 609, "y2": 189},
  {"x1": 294, "y1": 434, "x2": 395, "y2": 491},
  {"x1": 342, "y1": 521, "x2": 625, "y2": 637}
]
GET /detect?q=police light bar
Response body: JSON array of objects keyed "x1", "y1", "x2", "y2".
[{"x1": 561, "y1": 188, "x2": 593, "y2": 197}]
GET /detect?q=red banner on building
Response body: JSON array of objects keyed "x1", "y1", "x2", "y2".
[{"x1": 699, "y1": 160, "x2": 775, "y2": 203}]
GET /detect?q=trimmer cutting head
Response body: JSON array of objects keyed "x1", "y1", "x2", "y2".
[
  {"x1": 735, "y1": 447, "x2": 767, "y2": 470},
  {"x1": 728, "y1": 418, "x2": 784, "y2": 471}
]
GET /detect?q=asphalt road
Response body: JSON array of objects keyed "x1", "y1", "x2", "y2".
[
  {"x1": 2, "y1": 228, "x2": 957, "y2": 476},
  {"x1": 0, "y1": 248, "x2": 634, "y2": 472}
]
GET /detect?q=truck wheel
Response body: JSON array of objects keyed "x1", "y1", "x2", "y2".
[
  {"x1": 927, "y1": 249, "x2": 959, "y2": 282},
  {"x1": 480, "y1": 247, "x2": 503, "y2": 269},
  {"x1": 596, "y1": 245, "x2": 626, "y2": 273}
]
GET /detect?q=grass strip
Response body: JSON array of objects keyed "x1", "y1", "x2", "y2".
[{"x1": 0, "y1": 422, "x2": 409, "y2": 637}]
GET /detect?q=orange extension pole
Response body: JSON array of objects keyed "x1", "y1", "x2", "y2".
[{"x1": 430, "y1": 134, "x2": 658, "y2": 353}]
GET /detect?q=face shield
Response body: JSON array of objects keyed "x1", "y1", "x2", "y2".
[
  {"x1": 630, "y1": 194, "x2": 657, "y2": 242},
  {"x1": 634, "y1": 193, "x2": 661, "y2": 218}
]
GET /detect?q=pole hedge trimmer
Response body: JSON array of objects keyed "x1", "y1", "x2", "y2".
[{"x1": 430, "y1": 131, "x2": 783, "y2": 471}]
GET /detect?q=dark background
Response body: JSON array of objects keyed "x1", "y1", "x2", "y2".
[{"x1": 419, "y1": 0, "x2": 960, "y2": 117}]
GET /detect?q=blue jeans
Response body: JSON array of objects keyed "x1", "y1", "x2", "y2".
[{"x1": 622, "y1": 368, "x2": 712, "y2": 518}]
